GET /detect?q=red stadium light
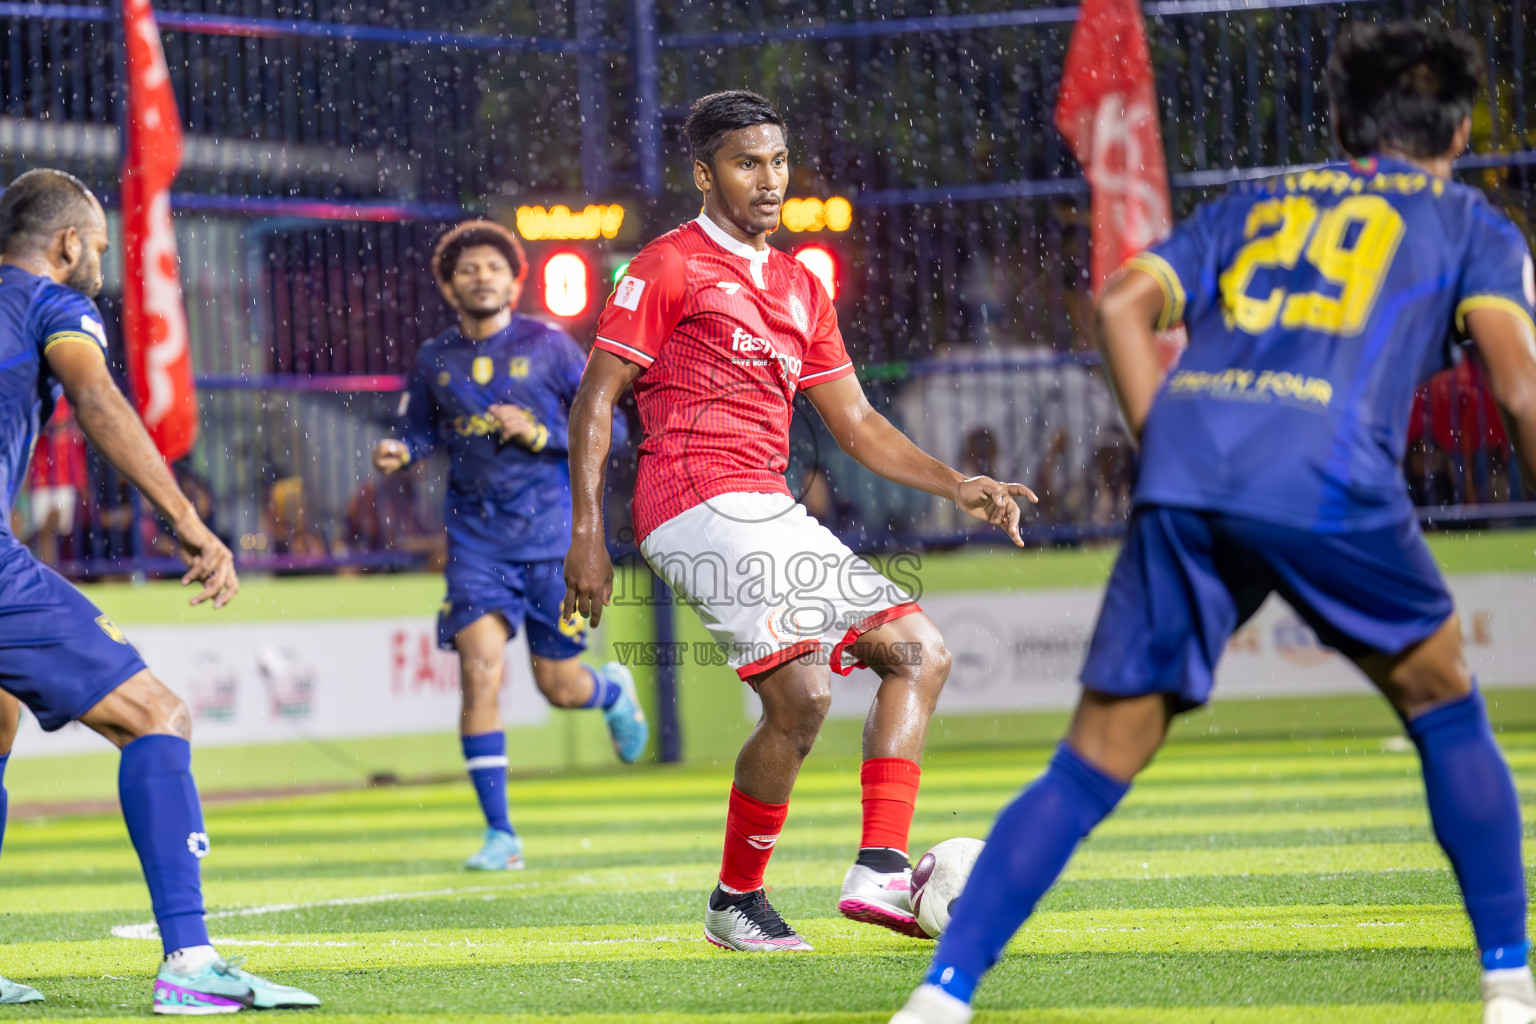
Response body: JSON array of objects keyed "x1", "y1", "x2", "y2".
[
  {"x1": 542, "y1": 251, "x2": 591, "y2": 318},
  {"x1": 794, "y1": 244, "x2": 837, "y2": 300}
]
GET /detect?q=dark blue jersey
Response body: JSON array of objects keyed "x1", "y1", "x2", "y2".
[
  {"x1": 0, "y1": 266, "x2": 109, "y2": 529},
  {"x1": 398, "y1": 314, "x2": 625, "y2": 561},
  {"x1": 1133, "y1": 156, "x2": 1536, "y2": 532}
]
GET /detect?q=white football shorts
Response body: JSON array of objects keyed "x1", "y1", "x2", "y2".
[{"x1": 640, "y1": 491, "x2": 921, "y2": 681}]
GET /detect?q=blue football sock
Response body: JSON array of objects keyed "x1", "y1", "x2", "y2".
[
  {"x1": 930, "y1": 744, "x2": 1130, "y2": 997},
  {"x1": 462, "y1": 731, "x2": 514, "y2": 836},
  {"x1": 579, "y1": 667, "x2": 621, "y2": 710},
  {"x1": 118, "y1": 735, "x2": 210, "y2": 956},
  {"x1": 1407, "y1": 687, "x2": 1527, "y2": 968},
  {"x1": 0, "y1": 751, "x2": 9, "y2": 860}
]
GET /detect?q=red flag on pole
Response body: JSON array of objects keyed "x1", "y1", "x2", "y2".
[
  {"x1": 121, "y1": 0, "x2": 197, "y2": 461},
  {"x1": 1054, "y1": 0, "x2": 1184, "y2": 363}
]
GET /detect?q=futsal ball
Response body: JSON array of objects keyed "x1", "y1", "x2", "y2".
[{"x1": 910, "y1": 837, "x2": 985, "y2": 939}]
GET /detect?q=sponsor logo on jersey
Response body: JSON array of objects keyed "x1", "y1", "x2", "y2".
[
  {"x1": 509, "y1": 356, "x2": 530, "y2": 378},
  {"x1": 730, "y1": 328, "x2": 803, "y2": 380},
  {"x1": 472, "y1": 356, "x2": 494, "y2": 385},
  {"x1": 716, "y1": 281, "x2": 742, "y2": 295},
  {"x1": 81, "y1": 314, "x2": 107, "y2": 347},
  {"x1": 95, "y1": 614, "x2": 127, "y2": 644},
  {"x1": 745, "y1": 833, "x2": 780, "y2": 850},
  {"x1": 789, "y1": 295, "x2": 809, "y2": 332},
  {"x1": 615, "y1": 275, "x2": 646, "y2": 310}
]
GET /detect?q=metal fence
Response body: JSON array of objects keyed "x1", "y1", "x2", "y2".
[{"x1": 0, "y1": 0, "x2": 1532, "y2": 578}]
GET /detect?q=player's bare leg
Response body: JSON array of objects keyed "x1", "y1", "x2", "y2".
[
  {"x1": 840, "y1": 612, "x2": 952, "y2": 936},
  {"x1": 80, "y1": 670, "x2": 318, "y2": 1012},
  {"x1": 531, "y1": 653, "x2": 649, "y2": 762},
  {"x1": 704, "y1": 653, "x2": 827, "y2": 952},
  {"x1": 1355, "y1": 616, "x2": 1532, "y2": 1024},
  {"x1": 454, "y1": 614, "x2": 524, "y2": 870}
]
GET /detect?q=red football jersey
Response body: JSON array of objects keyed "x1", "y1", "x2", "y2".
[{"x1": 594, "y1": 215, "x2": 855, "y2": 541}]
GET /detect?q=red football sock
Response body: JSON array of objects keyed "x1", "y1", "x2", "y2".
[
  {"x1": 860, "y1": 757, "x2": 921, "y2": 855},
  {"x1": 719, "y1": 784, "x2": 790, "y2": 893}
]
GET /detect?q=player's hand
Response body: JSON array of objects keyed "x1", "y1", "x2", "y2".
[
  {"x1": 171, "y1": 510, "x2": 239, "y2": 609},
  {"x1": 563, "y1": 530, "x2": 614, "y2": 627},
  {"x1": 955, "y1": 475, "x2": 1037, "y2": 547},
  {"x1": 488, "y1": 404, "x2": 540, "y2": 446},
  {"x1": 373, "y1": 439, "x2": 410, "y2": 474}
]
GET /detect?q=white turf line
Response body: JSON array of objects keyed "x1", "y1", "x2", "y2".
[
  {"x1": 110, "y1": 884, "x2": 531, "y2": 944},
  {"x1": 109, "y1": 883, "x2": 693, "y2": 949}
]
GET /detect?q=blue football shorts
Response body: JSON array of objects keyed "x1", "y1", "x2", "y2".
[
  {"x1": 1080, "y1": 506, "x2": 1455, "y2": 710},
  {"x1": 437, "y1": 553, "x2": 587, "y2": 659},
  {"x1": 0, "y1": 541, "x2": 147, "y2": 731}
]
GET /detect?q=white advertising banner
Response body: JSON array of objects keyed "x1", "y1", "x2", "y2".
[
  {"x1": 752, "y1": 573, "x2": 1536, "y2": 719},
  {"x1": 13, "y1": 617, "x2": 552, "y2": 758}
]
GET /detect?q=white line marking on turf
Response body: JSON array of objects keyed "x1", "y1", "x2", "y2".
[{"x1": 110, "y1": 884, "x2": 530, "y2": 943}]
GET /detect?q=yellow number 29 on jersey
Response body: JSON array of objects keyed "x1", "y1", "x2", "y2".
[{"x1": 1219, "y1": 194, "x2": 1406, "y2": 337}]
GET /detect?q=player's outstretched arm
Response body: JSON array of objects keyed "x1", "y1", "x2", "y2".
[
  {"x1": 1094, "y1": 267, "x2": 1169, "y2": 442},
  {"x1": 805, "y1": 374, "x2": 1036, "y2": 546},
  {"x1": 563, "y1": 348, "x2": 643, "y2": 626},
  {"x1": 45, "y1": 341, "x2": 237, "y2": 607},
  {"x1": 1468, "y1": 307, "x2": 1536, "y2": 496}
]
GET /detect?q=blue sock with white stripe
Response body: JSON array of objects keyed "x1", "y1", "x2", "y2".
[
  {"x1": 0, "y1": 751, "x2": 9, "y2": 860},
  {"x1": 462, "y1": 732, "x2": 513, "y2": 836},
  {"x1": 579, "y1": 666, "x2": 621, "y2": 710},
  {"x1": 119, "y1": 735, "x2": 210, "y2": 956},
  {"x1": 1407, "y1": 687, "x2": 1527, "y2": 971}
]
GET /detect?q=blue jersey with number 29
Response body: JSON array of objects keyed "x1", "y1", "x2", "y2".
[{"x1": 1131, "y1": 155, "x2": 1536, "y2": 532}]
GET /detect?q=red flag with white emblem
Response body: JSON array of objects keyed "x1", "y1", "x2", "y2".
[
  {"x1": 121, "y1": 0, "x2": 197, "y2": 461},
  {"x1": 1054, "y1": 0, "x2": 1184, "y2": 363}
]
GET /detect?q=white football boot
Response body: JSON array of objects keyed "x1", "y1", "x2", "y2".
[
  {"x1": 839, "y1": 862, "x2": 928, "y2": 938},
  {"x1": 889, "y1": 984, "x2": 974, "y2": 1024},
  {"x1": 703, "y1": 886, "x2": 813, "y2": 951},
  {"x1": 1484, "y1": 967, "x2": 1536, "y2": 1024}
]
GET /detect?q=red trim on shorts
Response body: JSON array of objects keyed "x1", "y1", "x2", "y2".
[
  {"x1": 829, "y1": 601, "x2": 923, "y2": 677},
  {"x1": 737, "y1": 639, "x2": 822, "y2": 685}
]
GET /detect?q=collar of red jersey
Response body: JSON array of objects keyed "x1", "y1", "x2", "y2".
[{"x1": 694, "y1": 213, "x2": 771, "y2": 266}]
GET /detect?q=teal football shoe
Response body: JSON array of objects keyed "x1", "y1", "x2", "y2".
[
  {"x1": 0, "y1": 975, "x2": 43, "y2": 1004},
  {"x1": 464, "y1": 827, "x2": 524, "y2": 871},
  {"x1": 152, "y1": 955, "x2": 319, "y2": 1014},
  {"x1": 600, "y1": 661, "x2": 649, "y2": 763}
]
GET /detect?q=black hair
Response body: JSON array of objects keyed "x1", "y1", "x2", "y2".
[
  {"x1": 0, "y1": 168, "x2": 99, "y2": 254},
  {"x1": 683, "y1": 90, "x2": 788, "y2": 167},
  {"x1": 1326, "y1": 22, "x2": 1483, "y2": 159},
  {"x1": 432, "y1": 220, "x2": 527, "y2": 284}
]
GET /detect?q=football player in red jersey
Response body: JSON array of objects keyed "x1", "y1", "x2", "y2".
[{"x1": 564, "y1": 90, "x2": 1036, "y2": 952}]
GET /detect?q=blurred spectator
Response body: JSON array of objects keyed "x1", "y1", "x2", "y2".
[
  {"x1": 263, "y1": 476, "x2": 328, "y2": 559},
  {"x1": 346, "y1": 459, "x2": 446, "y2": 570},
  {"x1": 26, "y1": 399, "x2": 87, "y2": 567}
]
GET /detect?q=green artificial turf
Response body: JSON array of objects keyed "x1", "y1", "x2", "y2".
[{"x1": 3, "y1": 716, "x2": 1529, "y2": 1021}]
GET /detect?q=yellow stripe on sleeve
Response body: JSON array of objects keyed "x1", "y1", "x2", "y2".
[
  {"x1": 1455, "y1": 295, "x2": 1536, "y2": 338},
  {"x1": 42, "y1": 331, "x2": 106, "y2": 359},
  {"x1": 1122, "y1": 253, "x2": 1188, "y2": 331}
]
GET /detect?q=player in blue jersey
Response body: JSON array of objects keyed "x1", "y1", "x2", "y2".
[
  {"x1": 372, "y1": 220, "x2": 645, "y2": 872},
  {"x1": 0, "y1": 170, "x2": 320, "y2": 1013},
  {"x1": 893, "y1": 24, "x2": 1536, "y2": 1024}
]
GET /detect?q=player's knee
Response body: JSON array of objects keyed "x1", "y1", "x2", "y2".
[
  {"x1": 767, "y1": 683, "x2": 831, "y2": 749},
  {"x1": 136, "y1": 680, "x2": 192, "y2": 740},
  {"x1": 1380, "y1": 615, "x2": 1473, "y2": 717},
  {"x1": 918, "y1": 635, "x2": 952, "y2": 683}
]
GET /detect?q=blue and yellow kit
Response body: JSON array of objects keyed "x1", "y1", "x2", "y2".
[
  {"x1": 0, "y1": 267, "x2": 147, "y2": 730},
  {"x1": 398, "y1": 314, "x2": 627, "y2": 652},
  {"x1": 1081, "y1": 156, "x2": 1535, "y2": 707}
]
